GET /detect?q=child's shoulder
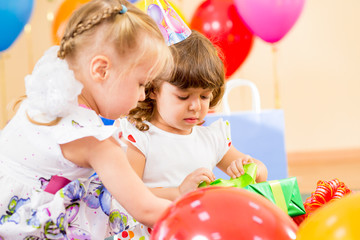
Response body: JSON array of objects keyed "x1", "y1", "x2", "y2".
[
  {"x1": 117, "y1": 118, "x2": 151, "y2": 155},
  {"x1": 119, "y1": 118, "x2": 146, "y2": 134},
  {"x1": 50, "y1": 107, "x2": 118, "y2": 144},
  {"x1": 200, "y1": 118, "x2": 230, "y2": 131},
  {"x1": 118, "y1": 118, "x2": 151, "y2": 140},
  {"x1": 196, "y1": 118, "x2": 231, "y2": 139}
]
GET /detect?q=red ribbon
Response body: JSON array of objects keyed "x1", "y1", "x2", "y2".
[{"x1": 292, "y1": 178, "x2": 351, "y2": 225}]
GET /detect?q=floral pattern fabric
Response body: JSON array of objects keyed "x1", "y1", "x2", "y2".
[{"x1": 0, "y1": 47, "x2": 150, "y2": 239}]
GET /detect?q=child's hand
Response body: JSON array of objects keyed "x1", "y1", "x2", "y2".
[
  {"x1": 227, "y1": 155, "x2": 254, "y2": 179},
  {"x1": 179, "y1": 168, "x2": 215, "y2": 196}
]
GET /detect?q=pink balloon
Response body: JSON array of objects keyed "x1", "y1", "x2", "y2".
[
  {"x1": 234, "y1": 0, "x2": 305, "y2": 43},
  {"x1": 158, "y1": 24, "x2": 169, "y2": 43},
  {"x1": 164, "y1": 8, "x2": 185, "y2": 33}
]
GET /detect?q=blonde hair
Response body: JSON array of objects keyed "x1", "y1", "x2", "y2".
[
  {"x1": 25, "y1": 0, "x2": 172, "y2": 126},
  {"x1": 128, "y1": 30, "x2": 225, "y2": 131},
  {"x1": 58, "y1": 0, "x2": 171, "y2": 78}
]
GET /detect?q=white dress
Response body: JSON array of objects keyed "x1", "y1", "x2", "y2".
[
  {"x1": 119, "y1": 119, "x2": 232, "y2": 188},
  {"x1": 0, "y1": 47, "x2": 151, "y2": 240}
]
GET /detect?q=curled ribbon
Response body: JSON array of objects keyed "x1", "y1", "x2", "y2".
[{"x1": 293, "y1": 178, "x2": 352, "y2": 225}]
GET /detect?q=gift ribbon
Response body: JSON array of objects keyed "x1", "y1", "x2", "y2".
[
  {"x1": 303, "y1": 178, "x2": 351, "y2": 218},
  {"x1": 198, "y1": 163, "x2": 257, "y2": 188},
  {"x1": 269, "y1": 180, "x2": 288, "y2": 214}
]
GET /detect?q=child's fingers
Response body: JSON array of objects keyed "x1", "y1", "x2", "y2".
[
  {"x1": 227, "y1": 156, "x2": 255, "y2": 179},
  {"x1": 197, "y1": 174, "x2": 213, "y2": 185},
  {"x1": 194, "y1": 168, "x2": 215, "y2": 181},
  {"x1": 227, "y1": 160, "x2": 244, "y2": 178},
  {"x1": 227, "y1": 168, "x2": 237, "y2": 179},
  {"x1": 202, "y1": 169, "x2": 215, "y2": 182},
  {"x1": 242, "y1": 155, "x2": 254, "y2": 164},
  {"x1": 235, "y1": 159, "x2": 245, "y2": 176}
]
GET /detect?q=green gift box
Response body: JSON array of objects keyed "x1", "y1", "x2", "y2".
[
  {"x1": 198, "y1": 163, "x2": 257, "y2": 188},
  {"x1": 244, "y1": 177, "x2": 305, "y2": 217},
  {"x1": 198, "y1": 163, "x2": 304, "y2": 217}
]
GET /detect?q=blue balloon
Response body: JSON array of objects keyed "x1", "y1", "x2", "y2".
[
  {"x1": 0, "y1": 0, "x2": 35, "y2": 52},
  {"x1": 128, "y1": 0, "x2": 140, "y2": 3}
]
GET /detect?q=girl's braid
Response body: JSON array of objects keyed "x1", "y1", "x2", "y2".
[{"x1": 58, "y1": 5, "x2": 124, "y2": 59}]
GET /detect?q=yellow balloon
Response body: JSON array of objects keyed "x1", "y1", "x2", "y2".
[
  {"x1": 135, "y1": 0, "x2": 188, "y2": 24},
  {"x1": 297, "y1": 193, "x2": 360, "y2": 239}
]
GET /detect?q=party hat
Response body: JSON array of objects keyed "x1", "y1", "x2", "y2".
[{"x1": 145, "y1": 0, "x2": 191, "y2": 45}]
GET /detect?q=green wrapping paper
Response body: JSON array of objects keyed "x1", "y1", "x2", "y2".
[
  {"x1": 198, "y1": 163, "x2": 304, "y2": 217},
  {"x1": 244, "y1": 177, "x2": 305, "y2": 217},
  {"x1": 198, "y1": 163, "x2": 257, "y2": 188}
]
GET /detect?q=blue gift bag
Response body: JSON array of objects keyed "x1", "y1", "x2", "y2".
[{"x1": 204, "y1": 79, "x2": 288, "y2": 181}]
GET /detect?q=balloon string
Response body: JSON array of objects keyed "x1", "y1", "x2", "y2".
[
  {"x1": 272, "y1": 44, "x2": 281, "y2": 109},
  {"x1": 0, "y1": 54, "x2": 7, "y2": 128}
]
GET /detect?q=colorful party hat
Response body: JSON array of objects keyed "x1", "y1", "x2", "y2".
[{"x1": 145, "y1": 0, "x2": 191, "y2": 45}]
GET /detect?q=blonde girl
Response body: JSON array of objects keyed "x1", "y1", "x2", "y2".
[{"x1": 0, "y1": 0, "x2": 173, "y2": 238}]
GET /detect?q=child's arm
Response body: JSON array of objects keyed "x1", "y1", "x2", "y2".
[
  {"x1": 216, "y1": 145, "x2": 268, "y2": 182},
  {"x1": 126, "y1": 142, "x2": 214, "y2": 201},
  {"x1": 150, "y1": 168, "x2": 214, "y2": 201},
  {"x1": 61, "y1": 136, "x2": 171, "y2": 228}
]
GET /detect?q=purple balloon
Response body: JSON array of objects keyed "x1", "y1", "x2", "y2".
[
  {"x1": 234, "y1": 0, "x2": 305, "y2": 43},
  {"x1": 147, "y1": 4, "x2": 164, "y2": 25}
]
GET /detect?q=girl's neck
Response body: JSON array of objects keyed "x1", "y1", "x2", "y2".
[{"x1": 78, "y1": 94, "x2": 99, "y2": 114}]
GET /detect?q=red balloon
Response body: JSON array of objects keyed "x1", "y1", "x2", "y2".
[
  {"x1": 190, "y1": 0, "x2": 254, "y2": 78},
  {"x1": 151, "y1": 187, "x2": 298, "y2": 240}
]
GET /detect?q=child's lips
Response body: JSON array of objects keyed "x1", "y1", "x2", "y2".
[{"x1": 184, "y1": 118, "x2": 198, "y2": 124}]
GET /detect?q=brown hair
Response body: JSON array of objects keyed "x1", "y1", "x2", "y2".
[
  {"x1": 128, "y1": 30, "x2": 225, "y2": 131},
  {"x1": 25, "y1": 0, "x2": 172, "y2": 126}
]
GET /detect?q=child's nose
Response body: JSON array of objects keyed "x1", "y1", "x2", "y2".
[
  {"x1": 138, "y1": 89, "x2": 146, "y2": 101},
  {"x1": 189, "y1": 98, "x2": 201, "y2": 111}
]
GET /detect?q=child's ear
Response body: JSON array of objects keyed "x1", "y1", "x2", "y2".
[
  {"x1": 90, "y1": 55, "x2": 110, "y2": 82},
  {"x1": 149, "y1": 91, "x2": 157, "y2": 100}
]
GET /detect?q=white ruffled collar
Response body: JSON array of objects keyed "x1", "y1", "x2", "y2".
[{"x1": 25, "y1": 46, "x2": 83, "y2": 122}]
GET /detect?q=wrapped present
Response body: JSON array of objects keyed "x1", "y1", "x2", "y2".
[
  {"x1": 198, "y1": 163, "x2": 257, "y2": 188},
  {"x1": 244, "y1": 177, "x2": 305, "y2": 217}
]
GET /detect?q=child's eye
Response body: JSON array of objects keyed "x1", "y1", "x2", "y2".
[
  {"x1": 201, "y1": 95, "x2": 210, "y2": 100},
  {"x1": 178, "y1": 95, "x2": 189, "y2": 100}
]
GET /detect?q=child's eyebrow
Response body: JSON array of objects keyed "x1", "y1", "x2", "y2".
[{"x1": 174, "y1": 87, "x2": 189, "y2": 93}]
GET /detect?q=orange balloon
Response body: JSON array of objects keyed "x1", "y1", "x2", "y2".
[{"x1": 52, "y1": 0, "x2": 91, "y2": 45}]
